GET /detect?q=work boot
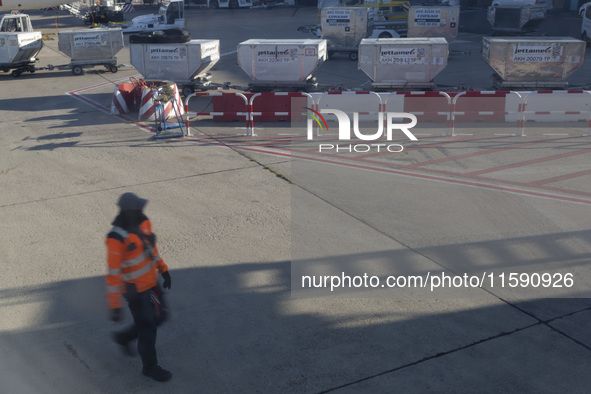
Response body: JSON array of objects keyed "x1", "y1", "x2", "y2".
[
  {"x1": 111, "y1": 332, "x2": 134, "y2": 357},
  {"x1": 142, "y1": 364, "x2": 172, "y2": 382}
]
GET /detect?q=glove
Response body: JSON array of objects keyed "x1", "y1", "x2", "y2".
[
  {"x1": 110, "y1": 308, "x2": 123, "y2": 322},
  {"x1": 162, "y1": 271, "x2": 172, "y2": 290}
]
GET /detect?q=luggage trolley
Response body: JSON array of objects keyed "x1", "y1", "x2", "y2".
[{"x1": 57, "y1": 28, "x2": 124, "y2": 75}]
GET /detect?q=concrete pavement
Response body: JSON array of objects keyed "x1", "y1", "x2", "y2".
[{"x1": 1, "y1": 6, "x2": 591, "y2": 393}]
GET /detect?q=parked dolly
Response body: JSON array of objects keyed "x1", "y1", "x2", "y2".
[
  {"x1": 0, "y1": 12, "x2": 44, "y2": 78},
  {"x1": 57, "y1": 28, "x2": 124, "y2": 75}
]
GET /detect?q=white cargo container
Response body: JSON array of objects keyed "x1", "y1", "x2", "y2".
[
  {"x1": 58, "y1": 28, "x2": 123, "y2": 61},
  {"x1": 237, "y1": 39, "x2": 327, "y2": 88},
  {"x1": 58, "y1": 28, "x2": 124, "y2": 74},
  {"x1": 358, "y1": 37, "x2": 448, "y2": 89},
  {"x1": 130, "y1": 39, "x2": 220, "y2": 95},
  {"x1": 407, "y1": 6, "x2": 460, "y2": 42},
  {"x1": 0, "y1": 31, "x2": 42, "y2": 65},
  {"x1": 487, "y1": 5, "x2": 546, "y2": 34},
  {"x1": 0, "y1": 12, "x2": 42, "y2": 77},
  {"x1": 0, "y1": 31, "x2": 42, "y2": 76},
  {"x1": 482, "y1": 36, "x2": 586, "y2": 88}
]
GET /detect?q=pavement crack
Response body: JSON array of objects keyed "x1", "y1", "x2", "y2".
[
  {"x1": 63, "y1": 341, "x2": 91, "y2": 372},
  {"x1": 317, "y1": 322, "x2": 541, "y2": 393},
  {"x1": 0, "y1": 165, "x2": 257, "y2": 210}
]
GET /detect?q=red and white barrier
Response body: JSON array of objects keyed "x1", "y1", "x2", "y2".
[
  {"x1": 111, "y1": 86, "x2": 130, "y2": 115},
  {"x1": 138, "y1": 83, "x2": 185, "y2": 122},
  {"x1": 154, "y1": 89, "x2": 591, "y2": 138},
  {"x1": 110, "y1": 82, "x2": 142, "y2": 115},
  {"x1": 184, "y1": 92, "x2": 250, "y2": 136},
  {"x1": 451, "y1": 91, "x2": 523, "y2": 136},
  {"x1": 249, "y1": 92, "x2": 315, "y2": 133},
  {"x1": 122, "y1": 3, "x2": 134, "y2": 13},
  {"x1": 519, "y1": 90, "x2": 591, "y2": 136}
]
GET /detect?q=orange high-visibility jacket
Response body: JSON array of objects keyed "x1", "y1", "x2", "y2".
[{"x1": 105, "y1": 220, "x2": 169, "y2": 309}]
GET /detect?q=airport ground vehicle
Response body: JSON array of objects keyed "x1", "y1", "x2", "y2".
[
  {"x1": 491, "y1": 0, "x2": 551, "y2": 10},
  {"x1": 191, "y1": 0, "x2": 252, "y2": 8},
  {"x1": 118, "y1": 0, "x2": 185, "y2": 33},
  {"x1": 582, "y1": 2, "x2": 591, "y2": 43}
]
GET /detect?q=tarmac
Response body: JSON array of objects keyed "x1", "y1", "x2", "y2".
[{"x1": 1, "y1": 5, "x2": 591, "y2": 393}]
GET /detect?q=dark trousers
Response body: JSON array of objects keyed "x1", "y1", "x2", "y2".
[{"x1": 118, "y1": 283, "x2": 167, "y2": 366}]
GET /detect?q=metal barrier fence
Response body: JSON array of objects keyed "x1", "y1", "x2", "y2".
[
  {"x1": 249, "y1": 92, "x2": 315, "y2": 137},
  {"x1": 520, "y1": 90, "x2": 591, "y2": 137},
  {"x1": 184, "y1": 92, "x2": 251, "y2": 136},
  {"x1": 451, "y1": 91, "x2": 523, "y2": 137},
  {"x1": 182, "y1": 90, "x2": 591, "y2": 138},
  {"x1": 384, "y1": 91, "x2": 452, "y2": 136}
]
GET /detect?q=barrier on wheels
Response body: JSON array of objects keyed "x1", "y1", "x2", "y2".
[
  {"x1": 184, "y1": 92, "x2": 251, "y2": 136},
  {"x1": 249, "y1": 92, "x2": 315, "y2": 135},
  {"x1": 451, "y1": 91, "x2": 523, "y2": 137},
  {"x1": 384, "y1": 91, "x2": 452, "y2": 136},
  {"x1": 520, "y1": 90, "x2": 591, "y2": 137}
]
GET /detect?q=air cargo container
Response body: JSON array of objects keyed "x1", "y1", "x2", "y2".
[
  {"x1": 482, "y1": 36, "x2": 586, "y2": 88},
  {"x1": 358, "y1": 37, "x2": 448, "y2": 90},
  {"x1": 237, "y1": 39, "x2": 327, "y2": 90},
  {"x1": 130, "y1": 39, "x2": 220, "y2": 95}
]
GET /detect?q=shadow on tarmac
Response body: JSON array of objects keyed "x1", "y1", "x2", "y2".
[{"x1": 2, "y1": 230, "x2": 591, "y2": 392}]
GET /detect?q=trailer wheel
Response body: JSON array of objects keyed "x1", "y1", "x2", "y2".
[
  {"x1": 209, "y1": 0, "x2": 219, "y2": 8},
  {"x1": 182, "y1": 86, "x2": 194, "y2": 97},
  {"x1": 11, "y1": 70, "x2": 21, "y2": 78},
  {"x1": 1, "y1": 67, "x2": 9, "y2": 73},
  {"x1": 378, "y1": 31, "x2": 392, "y2": 39},
  {"x1": 229, "y1": 0, "x2": 238, "y2": 8},
  {"x1": 110, "y1": 65, "x2": 118, "y2": 73},
  {"x1": 72, "y1": 66, "x2": 84, "y2": 75},
  {"x1": 349, "y1": 52, "x2": 358, "y2": 61}
]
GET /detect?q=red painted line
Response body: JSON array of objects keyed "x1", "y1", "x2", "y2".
[
  {"x1": 67, "y1": 91, "x2": 154, "y2": 134},
  {"x1": 465, "y1": 149, "x2": 591, "y2": 177},
  {"x1": 66, "y1": 75, "x2": 141, "y2": 94},
  {"x1": 229, "y1": 144, "x2": 591, "y2": 205},
  {"x1": 404, "y1": 135, "x2": 580, "y2": 169},
  {"x1": 354, "y1": 135, "x2": 516, "y2": 160},
  {"x1": 529, "y1": 168, "x2": 591, "y2": 186}
]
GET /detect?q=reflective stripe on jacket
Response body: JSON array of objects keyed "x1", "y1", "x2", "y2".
[{"x1": 105, "y1": 220, "x2": 168, "y2": 309}]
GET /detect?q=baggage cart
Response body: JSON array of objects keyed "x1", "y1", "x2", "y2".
[{"x1": 57, "y1": 28, "x2": 124, "y2": 75}]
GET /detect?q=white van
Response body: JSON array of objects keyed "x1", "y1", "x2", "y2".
[
  {"x1": 582, "y1": 3, "x2": 591, "y2": 43},
  {"x1": 491, "y1": 0, "x2": 551, "y2": 11}
]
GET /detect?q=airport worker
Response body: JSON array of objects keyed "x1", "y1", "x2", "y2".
[{"x1": 105, "y1": 192, "x2": 173, "y2": 382}]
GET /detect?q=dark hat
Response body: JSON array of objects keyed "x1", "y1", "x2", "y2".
[{"x1": 118, "y1": 192, "x2": 148, "y2": 211}]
